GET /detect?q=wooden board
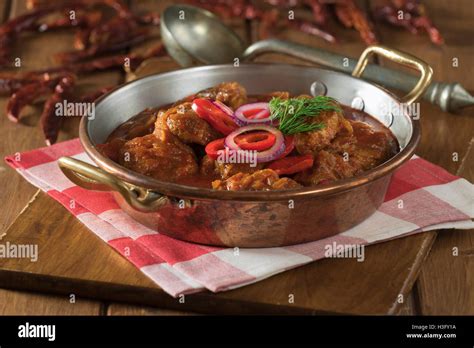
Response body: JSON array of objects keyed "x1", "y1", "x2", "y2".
[
  {"x1": 0, "y1": 288, "x2": 102, "y2": 315},
  {"x1": 107, "y1": 303, "x2": 198, "y2": 316},
  {"x1": 0, "y1": 190, "x2": 438, "y2": 315}
]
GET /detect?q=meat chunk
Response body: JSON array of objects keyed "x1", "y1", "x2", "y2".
[
  {"x1": 215, "y1": 161, "x2": 264, "y2": 179},
  {"x1": 327, "y1": 119, "x2": 356, "y2": 155},
  {"x1": 154, "y1": 102, "x2": 220, "y2": 145},
  {"x1": 294, "y1": 110, "x2": 350, "y2": 155},
  {"x1": 347, "y1": 121, "x2": 396, "y2": 170},
  {"x1": 96, "y1": 138, "x2": 126, "y2": 163},
  {"x1": 200, "y1": 155, "x2": 218, "y2": 176},
  {"x1": 295, "y1": 150, "x2": 360, "y2": 186},
  {"x1": 119, "y1": 134, "x2": 198, "y2": 182},
  {"x1": 196, "y1": 82, "x2": 247, "y2": 109},
  {"x1": 201, "y1": 155, "x2": 264, "y2": 179},
  {"x1": 249, "y1": 91, "x2": 291, "y2": 102},
  {"x1": 212, "y1": 169, "x2": 302, "y2": 191},
  {"x1": 296, "y1": 121, "x2": 396, "y2": 186},
  {"x1": 98, "y1": 108, "x2": 158, "y2": 162}
]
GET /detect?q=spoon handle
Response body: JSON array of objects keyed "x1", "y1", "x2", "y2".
[{"x1": 243, "y1": 39, "x2": 473, "y2": 113}]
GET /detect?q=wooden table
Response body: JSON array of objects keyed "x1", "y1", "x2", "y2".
[{"x1": 0, "y1": 0, "x2": 472, "y2": 315}]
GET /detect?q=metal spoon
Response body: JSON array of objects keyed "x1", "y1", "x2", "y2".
[{"x1": 161, "y1": 4, "x2": 473, "y2": 113}]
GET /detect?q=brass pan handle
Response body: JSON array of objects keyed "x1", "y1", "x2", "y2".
[
  {"x1": 58, "y1": 157, "x2": 169, "y2": 212},
  {"x1": 352, "y1": 45, "x2": 433, "y2": 105},
  {"x1": 244, "y1": 40, "x2": 434, "y2": 107}
]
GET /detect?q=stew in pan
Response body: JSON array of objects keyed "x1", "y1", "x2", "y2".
[{"x1": 97, "y1": 82, "x2": 399, "y2": 191}]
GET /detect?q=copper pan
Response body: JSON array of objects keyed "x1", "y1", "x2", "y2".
[{"x1": 58, "y1": 45, "x2": 432, "y2": 247}]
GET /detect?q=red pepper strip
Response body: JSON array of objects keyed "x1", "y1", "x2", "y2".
[
  {"x1": 242, "y1": 107, "x2": 270, "y2": 120},
  {"x1": 192, "y1": 98, "x2": 238, "y2": 135},
  {"x1": 205, "y1": 138, "x2": 226, "y2": 160},
  {"x1": 277, "y1": 135, "x2": 295, "y2": 159},
  {"x1": 267, "y1": 155, "x2": 314, "y2": 175},
  {"x1": 235, "y1": 131, "x2": 276, "y2": 151}
]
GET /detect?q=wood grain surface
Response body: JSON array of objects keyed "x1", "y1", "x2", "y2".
[
  {"x1": 0, "y1": 288, "x2": 102, "y2": 315},
  {"x1": 0, "y1": 190, "x2": 437, "y2": 314},
  {"x1": 0, "y1": 0, "x2": 472, "y2": 315}
]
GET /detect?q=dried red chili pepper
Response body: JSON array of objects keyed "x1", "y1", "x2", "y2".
[
  {"x1": 187, "y1": 1, "x2": 234, "y2": 19},
  {"x1": 259, "y1": 8, "x2": 280, "y2": 39},
  {"x1": 58, "y1": 13, "x2": 144, "y2": 63},
  {"x1": 374, "y1": 0, "x2": 443, "y2": 45},
  {"x1": 303, "y1": 0, "x2": 330, "y2": 26},
  {"x1": 69, "y1": 11, "x2": 104, "y2": 49},
  {"x1": 70, "y1": 42, "x2": 165, "y2": 73},
  {"x1": 26, "y1": 0, "x2": 130, "y2": 17},
  {"x1": 101, "y1": 0, "x2": 131, "y2": 18},
  {"x1": 136, "y1": 12, "x2": 161, "y2": 26},
  {"x1": 6, "y1": 76, "x2": 64, "y2": 122},
  {"x1": 57, "y1": 27, "x2": 152, "y2": 64},
  {"x1": 31, "y1": 9, "x2": 102, "y2": 33},
  {"x1": 0, "y1": 73, "x2": 46, "y2": 95},
  {"x1": 26, "y1": 0, "x2": 44, "y2": 10},
  {"x1": 373, "y1": 5, "x2": 416, "y2": 33},
  {"x1": 33, "y1": 42, "x2": 165, "y2": 75},
  {"x1": 413, "y1": 16, "x2": 443, "y2": 45},
  {"x1": 334, "y1": 2, "x2": 353, "y2": 28},
  {"x1": 334, "y1": 0, "x2": 378, "y2": 45},
  {"x1": 408, "y1": 0, "x2": 443, "y2": 45},
  {"x1": 0, "y1": 2, "x2": 88, "y2": 66},
  {"x1": 291, "y1": 20, "x2": 337, "y2": 43},
  {"x1": 188, "y1": 0, "x2": 261, "y2": 20},
  {"x1": 3, "y1": 0, "x2": 168, "y2": 144},
  {"x1": 40, "y1": 74, "x2": 76, "y2": 145},
  {"x1": 1, "y1": 0, "x2": 140, "y2": 66}
]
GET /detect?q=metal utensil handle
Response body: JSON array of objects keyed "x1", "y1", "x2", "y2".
[
  {"x1": 352, "y1": 45, "x2": 433, "y2": 105},
  {"x1": 242, "y1": 39, "x2": 469, "y2": 112},
  {"x1": 58, "y1": 157, "x2": 168, "y2": 212}
]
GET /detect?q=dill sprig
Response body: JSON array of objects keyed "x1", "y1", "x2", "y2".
[{"x1": 269, "y1": 96, "x2": 342, "y2": 135}]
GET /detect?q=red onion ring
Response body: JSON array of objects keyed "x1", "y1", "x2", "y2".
[
  {"x1": 225, "y1": 125, "x2": 285, "y2": 163},
  {"x1": 233, "y1": 102, "x2": 273, "y2": 126}
]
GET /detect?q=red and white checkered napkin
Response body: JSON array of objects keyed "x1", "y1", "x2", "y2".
[{"x1": 5, "y1": 139, "x2": 474, "y2": 297}]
